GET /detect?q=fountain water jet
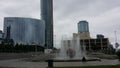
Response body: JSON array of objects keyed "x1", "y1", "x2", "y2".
[
  {"x1": 57, "y1": 35, "x2": 86, "y2": 60},
  {"x1": 46, "y1": 35, "x2": 101, "y2": 68},
  {"x1": 52, "y1": 35, "x2": 100, "y2": 62}
]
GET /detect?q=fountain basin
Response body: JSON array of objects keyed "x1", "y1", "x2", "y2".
[
  {"x1": 45, "y1": 58, "x2": 101, "y2": 68},
  {"x1": 45, "y1": 58, "x2": 101, "y2": 62}
]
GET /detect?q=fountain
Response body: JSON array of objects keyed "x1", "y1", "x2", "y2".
[
  {"x1": 46, "y1": 35, "x2": 101, "y2": 68},
  {"x1": 48, "y1": 35, "x2": 102, "y2": 61},
  {"x1": 52, "y1": 35, "x2": 101, "y2": 61},
  {"x1": 58, "y1": 36, "x2": 86, "y2": 60}
]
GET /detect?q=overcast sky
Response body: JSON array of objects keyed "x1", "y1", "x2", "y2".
[{"x1": 0, "y1": 0, "x2": 120, "y2": 48}]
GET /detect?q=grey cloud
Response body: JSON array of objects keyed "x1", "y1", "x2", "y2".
[
  {"x1": 54, "y1": 0, "x2": 120, "y2": 20},
  {"x1": 54, "y1": 0, "x2": 120, "y2": 48},
  {"x1": 0, "y1": 0, "x2": 120, "y2": 48},
  {"x1": 0, "y1": 0, "x2": 40, "y2": 18},
  {"x1": 0, "y1": 0, "x2": 40, "y2": 30}
]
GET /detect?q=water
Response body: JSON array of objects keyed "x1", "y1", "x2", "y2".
[{"x1": 58, "y1": 36, "x2": 86, "y2": 59}]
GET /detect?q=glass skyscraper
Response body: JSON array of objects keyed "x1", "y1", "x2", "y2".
[
  {"x1": 41, "y1": 0, "x2": 53, "y2": 48},
  {"x1": 4, "y1": 17, "x2": 45, "y2": 46},
  {"x1": 78, "y1": 20, "x2": 89, "y2": 33}
]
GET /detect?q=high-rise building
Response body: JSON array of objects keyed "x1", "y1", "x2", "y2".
[
  {"x1": 77, "y1": 20, "x2": 90, "y2": 39},
  {"x1": 73, "y1": 21, "x2": 110, "y2": 51},
  {"x1": 78, "y1": 20, "x2": 89, "y2": 33},
  {"x1": 4, "y1": 17, "x2": 45, "y2": 46},
  {"x1": 41, "y1": 0, "x2": 53, "y2": 48}
]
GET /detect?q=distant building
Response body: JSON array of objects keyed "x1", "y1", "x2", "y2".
[
  {"x1": 41, "y1": 0, "x2": 54, "y2": 48},
  {"x1": 81, "y1": 38, "x2": 110, "y2": 51},
  {"x1": 0, "y1": 30, "x2": 3, "y2": 44},
  {"x1": 78, "y1": 20, "x2": 89, "y2": 33},
  {"x1": 72, "y1": 20, "x2": 110, "y2": 51},
  {"x1": 0, "y1": 30, "x2": 3, "y2": 38},
  {"x1": 73, "y1": 33, "x2": 90, "y2": 40},
  {"x1": 77, "y1": 20, "x2": 90, "y2": 39},
  {"x1": 4, "y1": 17, "x2": 45, "y2": 46},
  {"x1": 97, "y1": 34, "x2": 104, "y2": 39},
  {"x1": 73, "y1": 33, "x2": 110, "y2": 51}
]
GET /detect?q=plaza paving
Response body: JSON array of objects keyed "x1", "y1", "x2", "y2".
[
  {"x1": 0, "y1": 53, "x2": 119, "y2": 68},
  {"x1": 0, "y1": 59, "x2": 47, "y2": 68},
  {"x1": 0, "y1": 59, "x2": 120, "y2": 68}
]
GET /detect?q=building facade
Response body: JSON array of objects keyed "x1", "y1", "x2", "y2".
[
  {"x1": 41, "y1": 0, "x2": 54, "y2": 48},
  {"x1": 97, "y1": 34, "x2": 104, "y2": 39},
  {"x1": 73, "y1": 33, "x2": 110, "y2": 51},
  {"x1": 80, "y1": 38, "x2": 110, "y2": 51},
  {"x1": 72, "y1": 20, "x2": 110, "y2": 51},
  {"x1": 0, "y1": 30, "x2": 3, "y2": 44},
  {"x1": 4, "y1": 17, "x2": 45, "y2": 46},
  {"x1": 77, "y1": 20, "x2": 90, "y2": 39},
  {"x1": 78, "y1": 20, "x2": 89, "y2": 33},
  {"x1": 0, "y1": 30, "x2": 3, "y2": 39}
]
